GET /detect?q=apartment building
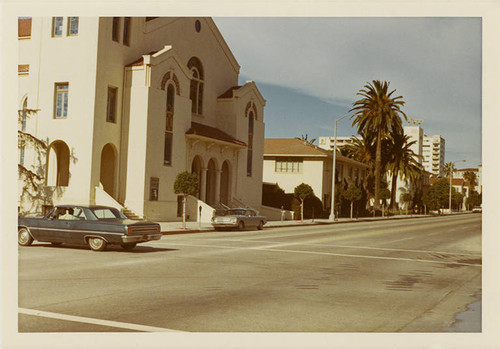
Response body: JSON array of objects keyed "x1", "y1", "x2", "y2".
[{"x1": 422, "y1": 135, "x2": 445, "y2": 177}]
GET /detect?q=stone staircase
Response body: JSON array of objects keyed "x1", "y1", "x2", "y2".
[{"x1": 122, "y1": 206, "x2": 146, "y2": 220}]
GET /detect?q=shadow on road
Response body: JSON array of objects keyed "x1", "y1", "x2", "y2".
[{"x1": 31, "y1": 243, "x2": 178, "y2": 253}]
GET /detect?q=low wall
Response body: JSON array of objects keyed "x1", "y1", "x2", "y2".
[
  {"x1": 186, "y1": 195, "x2": 215, "y2": 223},
  {"x1": 95, "y1": 186, "x2": 123, "y2": 210},
  {"x1": 260, "y1": 205, "x2": 294, "y2": 221}
]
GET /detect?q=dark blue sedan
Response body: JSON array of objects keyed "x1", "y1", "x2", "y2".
[{"x1": 18, "y1": 205, "x2": 162, "y2": 251}]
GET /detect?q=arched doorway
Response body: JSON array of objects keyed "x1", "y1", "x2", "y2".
[
  {"x1": 220, "y1": 160, "x2": 231, "y2": 205},
  {"x1": 205, "y1": 158, "x2": 217, "y2": 205},
  {"x1": 46, "y1": 140, "x2": 70, "y2": 186},
  {"x1": 100, "y1": 143, "x2": 117, "y2": 197},
  {"x1": 191, "y1": 156, "x2": 203, "y2": 199}
]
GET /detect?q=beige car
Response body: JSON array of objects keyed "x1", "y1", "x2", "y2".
[{"x1": 212, "y1": 208, "x2": 267, "y2": 231}]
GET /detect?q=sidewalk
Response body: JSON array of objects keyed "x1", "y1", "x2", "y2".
[{"x1": 158, "y1": 212, "x2": 472, "y2": 235}]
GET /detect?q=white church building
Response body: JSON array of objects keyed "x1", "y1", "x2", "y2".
[{"x1": 18, "y1": 17, "x2": 266, "y2": 221}]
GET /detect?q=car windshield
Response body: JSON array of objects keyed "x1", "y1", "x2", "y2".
[
  {"x1": 227, "y1": 210, "x2": 247, "y2": 216},
  {"x1": 91, "y1": 207, "x2": 127, "y2": 220}
]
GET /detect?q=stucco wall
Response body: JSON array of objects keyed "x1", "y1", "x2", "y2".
[{"x1": 18, "y1": 17, "x2": 100, "y2": 212}]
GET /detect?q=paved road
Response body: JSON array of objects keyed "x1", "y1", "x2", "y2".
[{"x1": 18, "y1": 214, "x2": 481, "y2": 332}]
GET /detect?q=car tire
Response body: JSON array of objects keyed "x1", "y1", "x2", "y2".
[
  {"x1": 121, "y1": 243, "x2": 137, "y2": 250},
  {"x1": 88, "y1": 237, "x2": 107, "y2": 251},
  {"x1": 257, "y1": 221, "x2": 264, "y2": 230},
  {"x1": 51, "y1": 242, "x2": 62, "y2": 246},
  {"x1": 18, "y1": 228, "x2": 34, "y2": 246},
  {"x1": 238, "y1": 221, "x2": 245, "y2": 231}
]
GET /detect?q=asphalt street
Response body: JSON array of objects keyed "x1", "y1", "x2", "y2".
[{"x1": 18, "y1": 214, "x2": 481, "y2": 333}]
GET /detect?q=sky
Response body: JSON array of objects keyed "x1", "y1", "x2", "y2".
[{"x1": 214, "y1": 17, "x2": 482, "y2": 169}]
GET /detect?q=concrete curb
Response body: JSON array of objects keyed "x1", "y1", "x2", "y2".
[{"x1": 161, "y1": 212, "x2": 474, "y2": 235}]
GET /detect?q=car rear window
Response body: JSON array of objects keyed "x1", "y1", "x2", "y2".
[{"x1": 92, "y1": 208, "x2": 125, "y2": 220}]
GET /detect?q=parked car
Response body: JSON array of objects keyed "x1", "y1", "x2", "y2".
[
  {"x1": 212, "y1": 208, "x2": 267, "y2": 231},
  {"x1": 18, "y1": 205, "x2": 162, "y2": 251},
  {"x1": 472, "y1": 206, "x2": 482, "y2": 213}
]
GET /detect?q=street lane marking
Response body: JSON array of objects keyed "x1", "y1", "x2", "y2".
[
  {"x1": 189, "y1": 237, "x2": 481, "y2": 257},
  {"x1": 18, "y1": 308, "x2": 183, "y2": 332},
  {"x1": 166, "y1": 242, "x2": 482, "y2": 267}
]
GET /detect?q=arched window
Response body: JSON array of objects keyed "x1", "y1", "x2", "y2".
[
  {"x1": 246, "y1": 104, "x2": 256, "y2": 177},
  {"x1": 164, "y1": 84, "x2": 175, "y2": 165},
  {"x1": 187, "y1": 57, "x2": 204, "y2": 115},
  {"x1": 46, "y1": 140, "x2": 70, "y2": 186}
]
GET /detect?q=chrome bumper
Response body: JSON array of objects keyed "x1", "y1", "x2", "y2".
[{"x1": 122, "y1": 233, "x2": 162, "y2": 243}]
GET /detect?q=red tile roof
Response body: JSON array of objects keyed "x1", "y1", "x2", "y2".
[
  {"x1": 18, "y1": 18, "x2": 31, "y2": 37},
  {"x1": 429, "y1": 177, "x2": 470, "y2": 186},
  {"x1": 185, "y1": 122, "x2": 246, "y2": 146},
  {"x1": 264, "y1": 138, "x2": 369, "y2": 168},
  {"x1": 265, "y1": 138, "x2": 330, "y2": 156},
  {"x1": 218, "y1": 86, "x2": 242, "y2": 99}
]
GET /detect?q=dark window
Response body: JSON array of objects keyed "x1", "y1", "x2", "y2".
[
  {"x1": 106, "y1": 86, "x2": 117, "y2": 123},
  {"x1": 164, "y1": 133, "x2": 173, "y2": 166},
  {"x1": 195, "y1": 20, "x2": 201, "y2": 32},
  {"x1": 187, "y1": 57, "x2": 204, "y2": 115},
  {"x1": 54, "y1": 83, "x2": 69, "y2": 118},
  {"x1": 177, "y1": 196, "x2": 183, "y2": 217},
  {"x1": 21, "y1": 98, "x2": 28, "y2": 131},
  {"x1": 52, "y1": 17, "x2": 63, "y2": 37},
  {"x1": 247, "y1": 110, "x2": 254, "y2": 176},
  {"x1": 112, "y1": 17, "x2": 120, "y2": 42},
  {"x1": 67, "y1": 17, "x2": 79, "y2": 35},
  {"x1": 150, "y1": 177, "x2": 159, "y2": 201},
  {"x1": 123, "y1": 17, "x2": 131, "y2": 46},
  {"x1": 164, "y1": 84, "x2": 174, "y2": 165}
]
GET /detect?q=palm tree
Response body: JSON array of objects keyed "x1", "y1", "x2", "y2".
[
  {"x1": 349, "y1": 80, "x2": 407, "y2": 210},
  {"x1": 444, "y1": 162, "x2": 455, "y2": 179},
  {"x1": 386, "y1": 128, "x2": 422, "y2": 209},
  {"x1": 295, "y1": 134, "x2": 316, "y2": 145},
  {"x1": 463, "y1": 171, "x2": 477, "y2": 209}
]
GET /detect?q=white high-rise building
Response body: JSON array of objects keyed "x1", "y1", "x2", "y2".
[
  {"x1": 403, "y1": 119, "x2": 424, "y2": 166},
  {"x1": 318, "y1": 136, "x2": 356, "y2": 151},
  {"x1": 422, "y1": 135, "x2": 445, "y2": 177},
  {"x1": 319, "y1": 120, "x2": 445, "y2": 178}
]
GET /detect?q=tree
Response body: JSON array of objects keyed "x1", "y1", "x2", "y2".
[
  {"x1": 18, "y1": 107, "x2": 55, "y2": 215},
  {"x1": 423, "y1": 178, "x2": 462, "y2": 212},
  {"x1": 295, "y1": 134, "x2": 316, "y2": 145},
  {"x1": 466, "y1": 192, "x2": 482, "y2": 209},
  {"x1": 379, "y1": 188, "x2": 391, "y2": 217},
  {"x1": 463, "y1": 171, "x2": 477, "y2": 210},
  {"x1": 173, "y1": 171, "x2": 199, "y2": 229},
  {"x1": 350, "y1": 80, "x2": 407, "y2": 211},
  {"x1": 443, "y1": 162, "x2": 455, "y2": 179},
  {"x1": 400, "y1": 191, "x2": 412, "y2": 215},
  {"x1": 342, "y1": 185, "x2": 362, "y2": 219},
  {"x1": 294, "y1": 183, "x2": 314, "y2": 222},
  {"x1": 386, "y1": 128, "x2": 422, "y2": 209}
]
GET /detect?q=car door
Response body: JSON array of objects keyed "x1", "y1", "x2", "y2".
[
  {"x1": 38, "y1": 219, "x2": 70, "y2": 242},
  {"x1": 56, "y1": 207, "x2": 89, "y2": 244}
]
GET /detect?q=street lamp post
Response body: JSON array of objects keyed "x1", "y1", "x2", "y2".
[
  {"x1": 448, "y1": 160, "x2": 465, "y2": 214},
  {"x1": 329, "y1": 115, "x2": 349, "y2": 221}
]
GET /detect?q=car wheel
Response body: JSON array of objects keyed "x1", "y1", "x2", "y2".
[
  {"x1": 121, "y1": 243, "x2": 137, "y2": 250},
  {"x1": 18, "y1": 228, "x2": 34, "y2": 246},
  {"x1": 238, "y1": 221, "x2": 245, "y2": 231},
  {"x1": 257, "y1": 221, "x2": 264, "y2": 230},
  {"x1": 88, "y1": 237, "x2": 107, "y2": 251},
  {"x1": 51, "y1": 242, "x2": 62, "y2": 246}
]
